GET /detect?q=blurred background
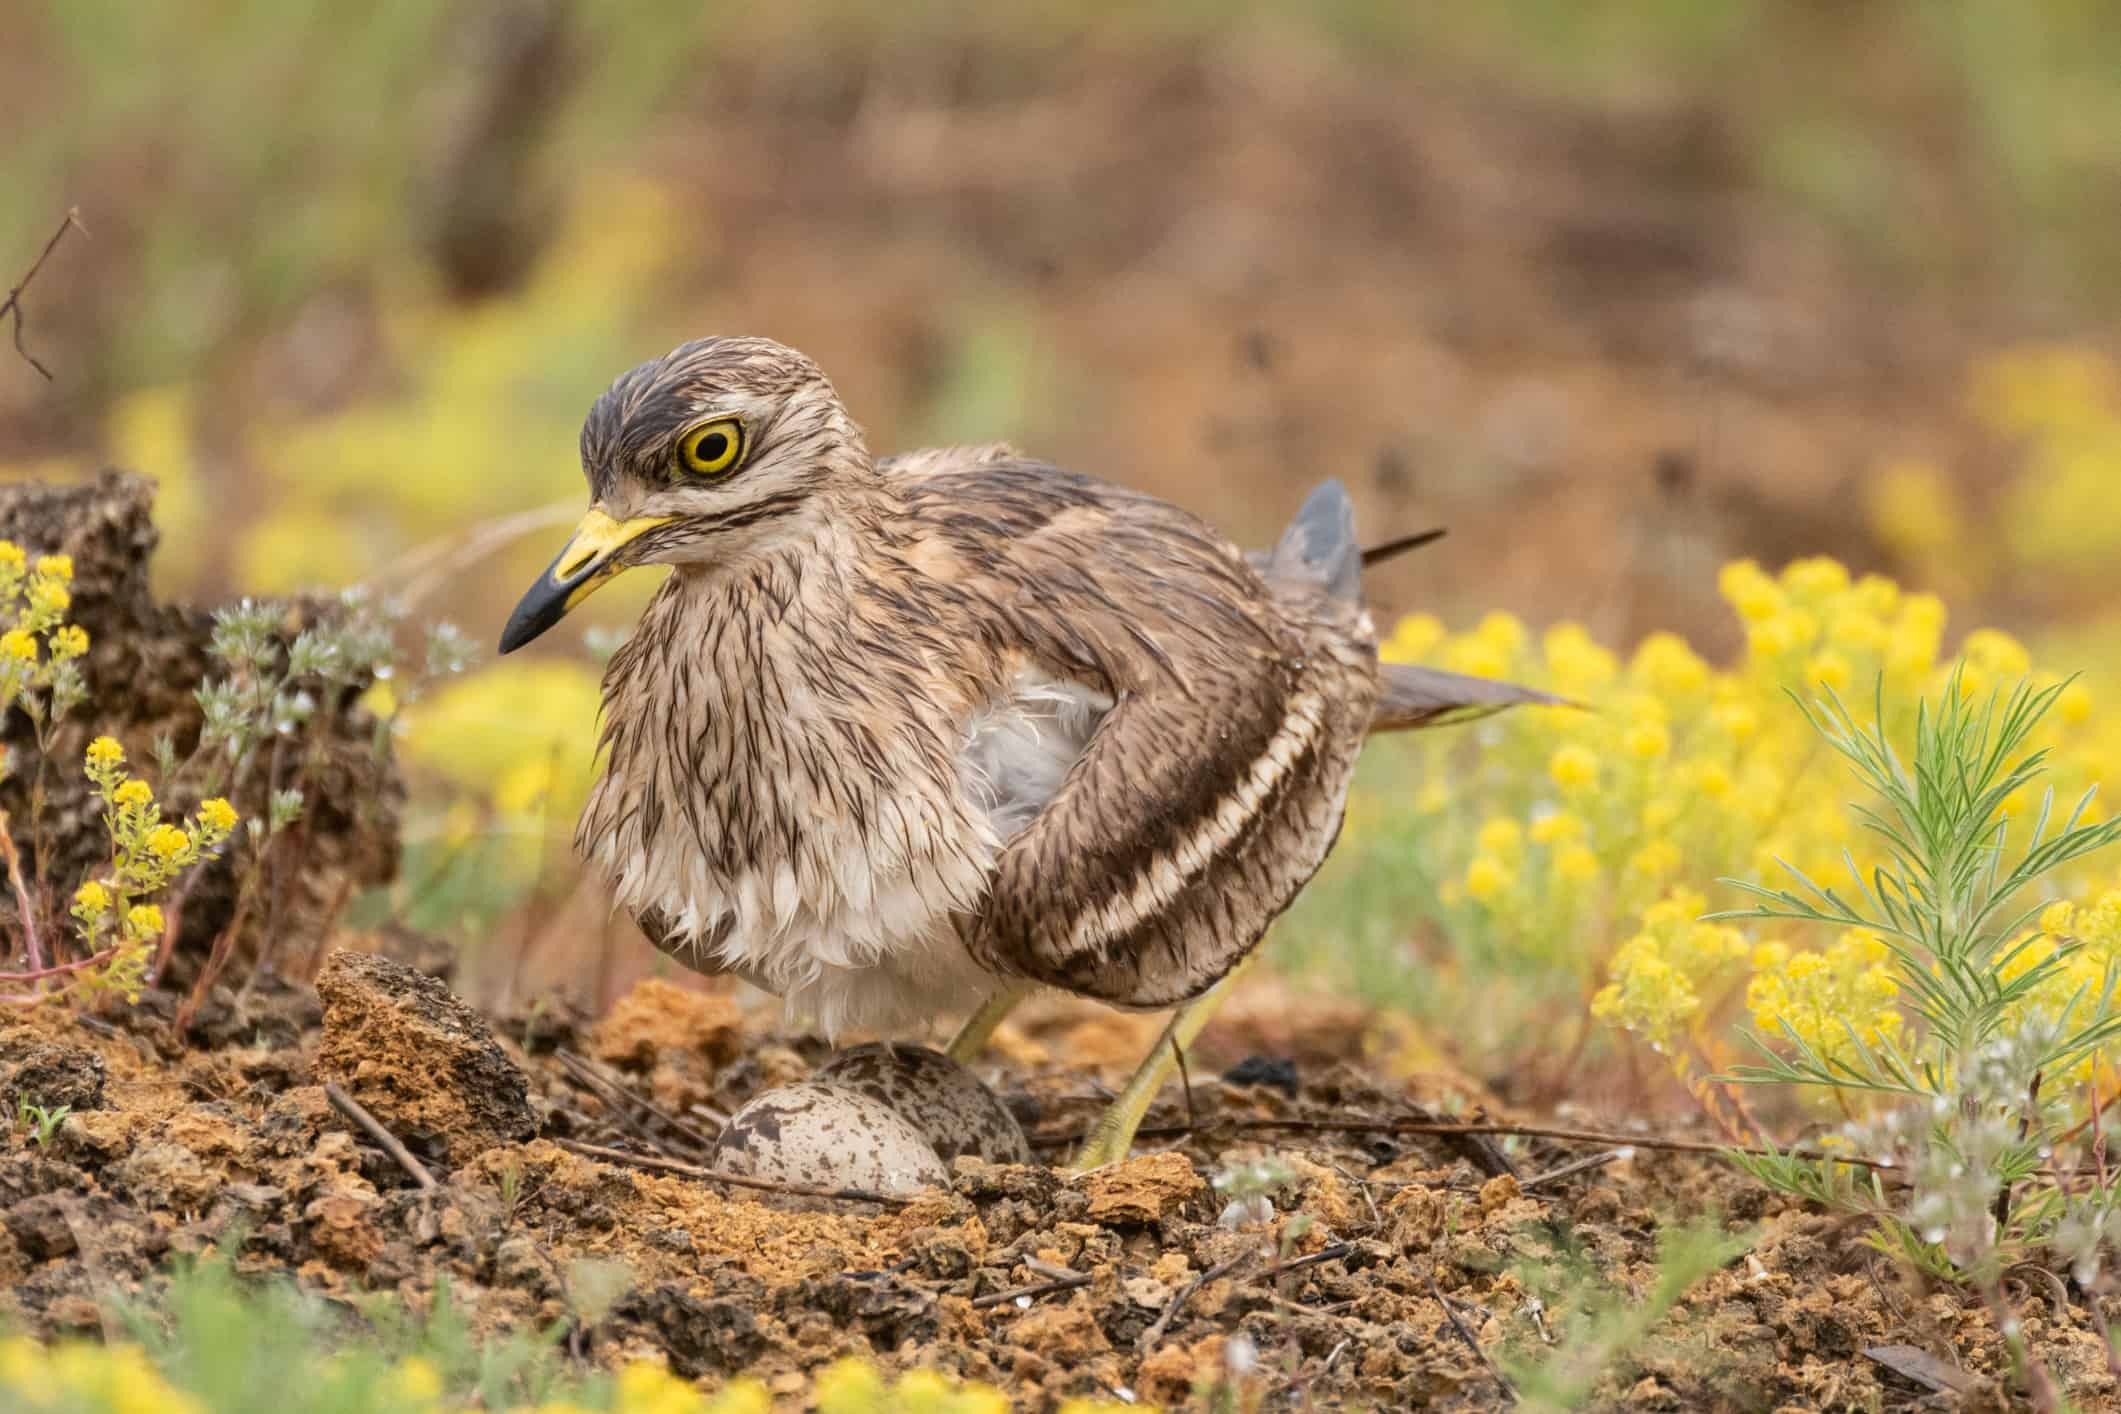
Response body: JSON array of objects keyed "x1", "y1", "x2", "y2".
[{"x1": 6, "y1": 1, "x2": 2121, "y2": 1073}]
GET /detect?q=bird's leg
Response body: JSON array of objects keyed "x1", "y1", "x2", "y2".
[
  {"x1": 946, "y1": 986, "x2": 1030, "y2": 1062},
  {"x1": 1071, "y1": 954, "x2": 1258, "y2": 1171}
]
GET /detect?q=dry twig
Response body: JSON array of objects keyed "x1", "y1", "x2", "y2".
[
  {"x1": 2, "y1": 209, "x2": 85, "y2": 381},
  {"x1": 325, "y1": 1082, "x2": 438, "y2": 1191},
  {"x1": 1031, "y1": 1113, "x2": 1904, "y2": 1174},
  {"x1": 1521, "y1": 1147, "x2": 1632, "y2": 1192},
  {"x1": 556, "y1": 1047, "x2": 718, "y2": 1158},
  {"x1": 1138, "y1": 1251, "x2": 1250, "y2": 1354},
  {"x1": 971, "y1": 1271, "x2": 1094, "y2": 1310},
  {"x1": 0, "y1": 816, "x2": 45, "y2": 975},
  {"x1": 1426, "y1": 1268, "x2": 1517, "y2": 1403}
]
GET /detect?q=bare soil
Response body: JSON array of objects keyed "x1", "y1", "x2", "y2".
[{"x1": 2, "y1": 948, "x2": 2115, "y2": 1412}]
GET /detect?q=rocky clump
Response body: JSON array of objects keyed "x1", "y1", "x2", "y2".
[{"x1": 314, "y1": 949, "x2": 534, "y2": 1166}]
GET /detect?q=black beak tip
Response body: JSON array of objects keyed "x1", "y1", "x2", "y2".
[{"x1": 498, "y1": 582, "x2": 568, "y2": 655}]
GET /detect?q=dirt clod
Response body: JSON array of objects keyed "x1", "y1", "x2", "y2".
[
  {"x1": 589, "y1": 979, "x2": 744, "y2": 1070},
  {"x1": 0, "y1": 1030, "x2": 107, "y2": 1113},
  {"x1": 1080, "y1": 1150, "x2": 1204, "y2": 1226},
  {"x1": 315, "y1": 950, "x2": 533, "y2": 1166}
]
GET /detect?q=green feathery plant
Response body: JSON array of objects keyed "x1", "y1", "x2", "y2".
[{"x1": 1716, "y1": 668, "x2": 2121, "y2": 1281}]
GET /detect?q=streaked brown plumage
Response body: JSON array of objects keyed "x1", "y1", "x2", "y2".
[{"x1": 501, "y1": 336, "x2": 1548, "y2": 1160}]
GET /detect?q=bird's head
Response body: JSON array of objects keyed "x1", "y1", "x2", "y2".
[{"x1": 500, "y1": 336, "x2": 864, "y2": 653}]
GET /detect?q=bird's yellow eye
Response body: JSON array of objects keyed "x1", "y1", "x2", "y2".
[{"x1": 677, "y1": 418, "x2": 745, "y2": 477}]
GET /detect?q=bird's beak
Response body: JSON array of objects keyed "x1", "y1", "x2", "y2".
[{"x1": 499, "y1": 507, "x2": 673, "y2": 654}]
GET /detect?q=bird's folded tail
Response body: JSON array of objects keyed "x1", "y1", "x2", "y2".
[
  {"x1": 1370, "y1": 663, "x2": 1567, "y2": 734},
  {"x1": 1267, "y1": 479, "x2": 1364, "y2": 605}
]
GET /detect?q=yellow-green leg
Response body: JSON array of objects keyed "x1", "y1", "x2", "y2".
[
  {"x1": 1071, "y1": 953, "x2": 1259, "y2": 1171},
  {"x1": 947, "y1": 986, "x2": 1031, "y2": 1062}
]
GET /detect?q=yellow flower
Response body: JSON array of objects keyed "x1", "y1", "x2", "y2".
[
  {"x1": 1640, "y1": 799, "x2": 1682, "y2": 836},
  {"x1": 0, "y1": 630, "x2": 34, "y2": 662},
  {"x1": 1529, "y1": 811, "x2": 1583, "y2": 845},
  {"x1": 72, "y1": 880, "x2": 111, "y2": 914},
  {"x1": 86, "y1": 736, "x2": 125, "y2": 768},
  {"x1": 126, "y1": 903, "x2": 166, "y2": 937},
  {"x1": 1464, "y1": 854, "x2": 1513, "y2": 903},
  {"x1": 1550, "y1": 744, "x2": 1599, "y2": 792},
  {"x1": 113, "y1": 778, "x2": 154, "y2": 808},
  {"x1": 1690, "y1": 761, "x2": 1733, "y2": 800},
  {"x1": 1544, "y1": 623, "x2": 1617, "y2": 692},
  {"x1": 2058, "y1": 679, "x2": 2094, "y2": 725},
  {"x1": 389, "y1": 1356, "x2": 444, "y2": 1403},
  {"x1": 1555, "y1": 844, "x2": 1600, "y2": 882},
  {"x1": 29, "y1": 581, "x2": 70, "y2": 616},
  {"x1": 1746, "y1": 928, "x2": 1901, "y2": 1066},
  {"x1": 1747, "y1": 611, "x2": 1817, "y2": 659},
  {"x1": 1827, "y1": 611, "x2": 1886, "y2": 653},
  {"x1": 816, "y1": 1358, "x2": 887, "y2": 1413},
  {"x1": 32, "y1": 554, "x2": 71, "y2": 582},
  {"x1": 1631, "y1": 632, "x2": 1708, "y2": 697},
  {"x1": 0, "y1": 541, "x2": 21, "y2": 570},
  {"x1": 1962, "y1": 627, "x2": 2031, "y2": 679},
  {"x1": 1852, "y1": 573, "x2": 1901, "y2": 617},
  {"x1": 49, "y1": 624, "x2": 88, "y2": 658},
  {"x1": 1711, "y1": 702, "x2": 1759, "y2": 741},
  {"x1": 1623, "y1": 721, "x2": 1670, "y2": 760},
  {"x1": 1381, "y1": 612, "x2": 1445, "y2": 664},
  {"x1": 1414, "y1": 780, "x2": 1449, "y2": 815},
  {"x1": 197, "y1": 797, "x2": 239, "y2": 834},
  {"x1": 1806, "y1": 651, "x2": 1852, "y2": 692},
  {"x1": 1718, "y1": 559, "x2": 1782, "y2": 622},
  {"x1": 1781, "y1": 556, "x2": 1851, "y2": 598},
  {"x1": 1629, "y1": 838, "x2": 1683, "y2": 877},
  {"x1": 144, "y1": 824, "x2": 190, "y2": 859},
  {"x1": 1593, "y1": 940, "x2": 1696, "y2": 1046},
  {"x1": 1473, "y1": 610, "x2": 1527, "y2": 655},
  {"x1": 1475, "y1": 816, "x2": 1523, "y2": 856}
]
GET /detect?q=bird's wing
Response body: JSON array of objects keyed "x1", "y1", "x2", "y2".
[{"x1": 908, "y1": 468, "x2": 1381, "y2": 1008}]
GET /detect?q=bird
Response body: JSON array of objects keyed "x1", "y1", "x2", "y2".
[{"x1": 499, "y1": 336, "x2": 1552, "y2": 1168}]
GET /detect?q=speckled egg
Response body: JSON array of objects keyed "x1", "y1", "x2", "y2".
[
  {"x1": 813, "y1": 1042, "x2": 1031, "y2": 1165},
  {"x1": 708, "y1": 1081, "x2": 947, "y2": 1197}
]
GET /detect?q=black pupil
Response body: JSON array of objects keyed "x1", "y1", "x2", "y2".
[{"x1": 696, "y1": 431, "x2": 729, "y2": 465}]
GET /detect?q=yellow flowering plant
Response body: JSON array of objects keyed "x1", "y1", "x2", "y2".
[
  {"x1": 59, "y1": 734, "x2": 241, "y2": 1004},
  {"x1": 1717, "y1": 671, "x2": 2121, "y2": 1282},
  {"x1": 1299, "y1": 547, "x2": 2121, "y2": 1153},
  {"x1": 1, "y1": 554, "x2": 466, "y2": 1016}
]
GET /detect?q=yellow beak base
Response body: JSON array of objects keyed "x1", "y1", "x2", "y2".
[{"x1": 499, "y1": 508, "x2": 673, "y2": 654}]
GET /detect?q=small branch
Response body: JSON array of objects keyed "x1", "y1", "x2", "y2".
[
  {"x1": 1264, "y1": 1241, "x2": 1357, "y2": 1280},
  {"x1": 1137, "y1": 1251, "x2": 1250, "y2": 1354},
  {"x1": 552, "y1": 1136, "x2": 914, "y2": 1208},
  {"x1": 325, "y1": 1082, "x2": 438, "y2": 1191},
  {"x1": 1426, "y1": 1268, "x2": 1517, "y2": 1404},
  {"x1": 1030, "y1": 1114, "x2": 1903, "y2": 1174},
  {"x1": 1522, "y1": 1148, "x2": 1632, "y2": 1192},
  {"x1": 557, "y1": 1047, "x2": 718, "y2": 1158},
  {"x1": 2, "y1": 208, "x2": 86, "y2": 381},
  {"x1": 0, "y1": 944, "x2": 118, "y2": 986},
  {"x1": 0, "y1": 817, "x2": 46, "y2": 976},
  {"x1": 972, "y1": 1271, "x2": 1095, "y2": 1310}
]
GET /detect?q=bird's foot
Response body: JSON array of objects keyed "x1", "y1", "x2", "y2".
[
  {"x1": 945, "y1": 986, "x2": 1029, "y2": 1063},
  {"x1": 1070, "y1": 1105, "x2": 1146, "y2": 1172},
  {"x1": 1067, "y1": 957, "x2": 1254, "y2": 1172}
]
